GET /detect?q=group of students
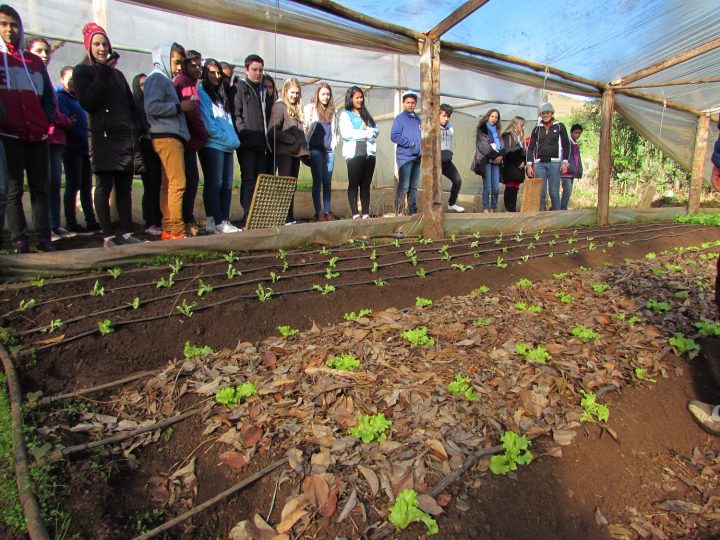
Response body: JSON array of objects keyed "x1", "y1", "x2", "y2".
[
  {"x1": 0, "y1": 3, "x2": 585, "y2": 254},
  {"x1": 473, "y1": 101, "x2": 584, "y2": 213}
]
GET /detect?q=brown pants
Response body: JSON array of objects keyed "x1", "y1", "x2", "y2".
[{"x1": 152, "y1": 138, "x2": 186, "y2": 236}]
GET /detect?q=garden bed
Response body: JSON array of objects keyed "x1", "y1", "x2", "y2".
[{"x1": 1, "y1": 221, "x2": 719, "y2": 539}]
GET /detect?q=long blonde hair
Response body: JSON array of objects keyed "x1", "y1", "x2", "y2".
[
  {"x1": 503, "y1": 116, "x2": 526, "y2": 144},
  {"x1": 280, "y1": 77, "x2": 303, "y2": 122}
]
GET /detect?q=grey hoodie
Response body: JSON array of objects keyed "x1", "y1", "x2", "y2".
[{"x1": 143, "y1": 42, "x2": 189, "y2": 142}]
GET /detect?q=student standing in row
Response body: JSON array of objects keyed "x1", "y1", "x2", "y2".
[
  {"x1": 57, "y1": 65, "x2": 98, "y2": 234},
  {"x1": 173, "y1": 49, "x2": 207, "y2": 236},
  {"x1": 131, "y1": 73, "x2": 163, "y2": 235},
  {"x1": 339, "y1": 86, "x2": 377, "y2": 219},
  {"x1": 234, "y1": 54, "x2": 272, "y2": 225},
  {"x1": 73, "y1": 23, "x2": 143, "y2": 247},
  {"x1": 392, "y1": 91, "x2": 421, "y2": 216},
  {"x1": 27, "y1": 37, "x2": 76, "y2": 241},
  {"x1": 304, "y1": 82, "x2": 338, "y2": 221},
  {"x1": 526, "y1": 102, "x2": 570, "y2": 211},
  {"x1": 560, "y1": 123, "x2": 583, "y2": 210},
  {"x1": 439, "y1": 103, "x2": 464, "y2": 213},
  {"x1": 500, "y1": 116, "x2": 527, "y2": 212},
  {"x1": 0, "y1": 5, "x2": 56, "y2": 253},
  {"x1": 145, "y1": 42, "x2": 195, "y2": 240},
  {"x1": 198, "y1": 59, "x2": 240, "y2": 233},
  {"x1": 475, "y1": 109, "x2": 503, "y2": 212},
  {"x1": 268, "y1": 77, "x2": 309, "y2": 224}
]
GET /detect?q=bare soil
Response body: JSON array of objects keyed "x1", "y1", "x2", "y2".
[{"x1": 1, "y1": 221, "x2": 719, "y2": 539}]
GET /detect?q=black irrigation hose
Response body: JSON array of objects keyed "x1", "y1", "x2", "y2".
[
  {"x1": 0, "y1": 221, "x2": 690, "y2": 308},
  {"x1": 0, "y1": 343, "x2": 51, "y2": 539},
  {"x1": 12, "y1": 224, "x2": 718, "y2": 338},
  {"x1": 20, "y1": 227, "x2": 717, "y2": 356},
  {"x1": 2, "y1": 221, "x2": 698, "y2": 322},
  {"x1": 14, "y1": 223, "x2": 711, "y2": 338}
]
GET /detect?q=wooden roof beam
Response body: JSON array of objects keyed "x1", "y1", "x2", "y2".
[
  {"x1": 619, "y1": 36, "x2": 720, "y2": 86},
  {"x1": 442, "y1": 40, "x2": 606, "y2": 92},
  {"x1": 427, "y1": 0, "x2": 490, "y2": 40},
  {"x1": 287, "y1": 0, "x2": 423, "y2": 42},
  {"x1": 612, "y1": 87, "x2": 704, "y2": 117},
  {"x1": 621, "y1": 77, "x2": 720, "y2": 89}
]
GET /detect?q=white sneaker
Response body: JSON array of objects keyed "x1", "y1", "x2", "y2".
[
  {"x1": 216, "y1": 220, "x2": 241, "y2": 233},
  {"x1": 145, "y1": 225, "x2": 162, "y2": 236},
  {"x1": 50, "y1": 232, "x2": 62, "y2": 242},
  {"x1": 53, "y1": 226, "x2": 77, "y2": 239},
  {"x1": 362, "y1": 214, "x2": 370, "y2": 219},
  {"x1": 448, "y1": 204, "x2": 465, "y2": 213},
  {"x1": 205, "y1": 217, "x2": 217, "y2": 234},
  {"x1": 352, "y1": 214, "x2": 360, "y2": 220}
]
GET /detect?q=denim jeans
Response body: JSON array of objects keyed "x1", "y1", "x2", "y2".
[
  {"x1": 200, "y1": 147, "x2": 234, "y2": 223},
  {"x1": 347, "y1": 155, "x2": 375, "y2": 216},
  {"x1": 63, "y1": 153, "x2": 97, "y2": 227},
  {"x1": 309, "y1": 148, "x2": 334, "y2": 214},
  {"x1": 48, "y1": 144, "x2": 64, "y2": 230},
  {"x1": 395, "y1": 158, "x2": 421, "y2": 215},
  {"x1": 535, "y1": 161, "x2": 562, "y2": 211},
  {"x1": 561, "y1": 176, "x2": 574, "y2": 210},
  {"x1": 182, "y1": 148, "x2": 200, "y2": 224},
  {"x1": 0, "y1": 139, "x2": 7, "y2": 237},
  {"x1": 483, "y1": 163, "x2": 501, "y2": 210}
]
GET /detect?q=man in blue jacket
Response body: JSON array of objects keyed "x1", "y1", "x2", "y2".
[{"x1": 392, "y1": 91, "x2": 421, "y2": 215}]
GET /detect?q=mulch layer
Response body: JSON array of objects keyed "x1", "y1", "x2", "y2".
[{"x1": 0, "y1": 221, "x2": 719, "y2": 540}]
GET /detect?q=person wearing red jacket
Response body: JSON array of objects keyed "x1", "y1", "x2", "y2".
[
  {"x1": 0, "y1": 5, "x2": 56, "y2": 253},
  {"x1": 26, "y1": 36, "x2": 77, "y2": 241},
  {"x1": 173, "y1": 49, "x2": 208, "y2": 236}
]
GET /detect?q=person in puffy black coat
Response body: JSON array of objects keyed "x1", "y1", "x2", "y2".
[{"x1": 73, "y1": 22, "x2": 143, "y2": 247}]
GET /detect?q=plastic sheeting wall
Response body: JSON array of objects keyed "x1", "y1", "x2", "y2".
[{"x1": 12, "y1": 0, "x2": 719, "y2": 184}]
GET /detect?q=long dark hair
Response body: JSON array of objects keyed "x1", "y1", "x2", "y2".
[
  {"x1": 131, "y1": 73, "x2": 146, "y2": 107},
  {"x1": 344, "y1": 86, "x2": 375, "y2": 127},
  {"x1": 477, "y1": 108, "x2": 502, "y2": 135},
  {"x1": 201, "y1": 58, "x2": 229, "y2": 111},
  {"x1": 313, "y1": 82, "x2": 334, "y2": 123}
]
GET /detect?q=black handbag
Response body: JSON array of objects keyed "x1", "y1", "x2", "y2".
[{"x1": 471, "y1": 152, "x2": 485, "y2": 176}]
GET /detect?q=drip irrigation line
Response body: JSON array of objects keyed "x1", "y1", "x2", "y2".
[
  {"x1": 36, "y1": 370, "x2": 155, "y2": 407},
  {"x1": 45, "y1": 406, "x2": 202, "y2": 464},
  {"x1": 21, "y1": 227, "x2": 714, "y2": 356},
  {"x1": 4, "y1": 221, "x2": 698, "y2": 326},
  {"x1": 15, "y1": 222, "x2": 714, "y2": 339},
  {"x1": 16, "y1": 228, "x2": 718, "y2": 352},
  {"x1": 1, "y1": 221, "x2": 689, "y2": 311},
  {"x1": 0, "y1": 343, "x2": 51, "y2": 539},
  {"x1": 131, "y1": 458, "x2": 287, "y2": 540}
]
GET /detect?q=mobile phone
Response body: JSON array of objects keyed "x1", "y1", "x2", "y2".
[{"x1": 108, "y1": 51, "x2": 120, "y2": 62}]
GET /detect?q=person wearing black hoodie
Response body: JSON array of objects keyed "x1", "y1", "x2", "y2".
[
  {"x1": 132, "y1": 73, "x2": 163, "y2": 235},
  {"x1": 233, "y1": 54, "x2": 272, "y2": 224}
]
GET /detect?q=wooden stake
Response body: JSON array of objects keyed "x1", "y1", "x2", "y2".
[
  {"x1": 597, "y1": 88, "x2": 614, "y2": 226},
  {"x1": 688, "y1": 115, "x2": 711, "y2": 214},
  {"x1": 620, "y1": 36, "x2": 720, "y2": 86},
  {"x1": 427, "y1": 0, "x2": 489, "y2": 40},
  {"x1": 419, "y1": 36, "x2": 444, "y2": 240}
]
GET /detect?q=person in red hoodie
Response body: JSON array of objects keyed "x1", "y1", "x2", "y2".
[
  {"x1": 173, "y1": 49, "x2": 208, "y2": 236},
  {"x1": 0, "y1": 5, "x2": 56, "y2": 253},
  {"x1": 26, "y1": 36, "x2": 76, "y2": 241}
]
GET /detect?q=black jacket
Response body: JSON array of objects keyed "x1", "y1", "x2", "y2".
[
  {"x1": 500, "y1": 133, "x2": 526, "y2": 184},
  {"x1": 73, "y1": 61, "x2": 138, "y2": 174},
  {"x1": 233, "y1": 78, "x2": 272, "y2": 152},
  {"x1": 473, "y1": 121, "x2": 501, "y2": 175},
  {"x1": 526, "y1": 120, "x2": 570, "y2": 164}
]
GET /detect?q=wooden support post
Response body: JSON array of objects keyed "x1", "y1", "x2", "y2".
[
  {"x1": 419, "y1": 36, "x2": 444, "y2": 240},
  {"x1": 597, "y1": 88, "x2": 614, "y2": 226},
  {"x1": 688, "y1": 115, "x2": 711, "y2": 215}
]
